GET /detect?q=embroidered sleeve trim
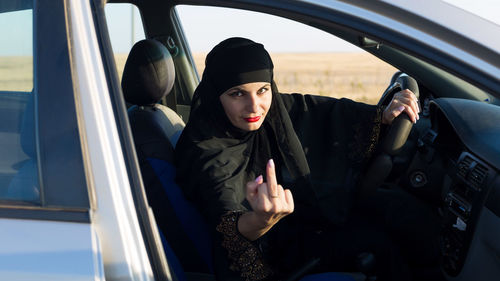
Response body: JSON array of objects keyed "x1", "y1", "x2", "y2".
[
  {"x1": 365, "y1": 105, "x2": 384, "y2": 157},
  {"x1": 216, "y1": 211, "x2": 272, "y2": 281},
  {"x1": 348, "y1": 105, "x2": 384, "y2": 163}
]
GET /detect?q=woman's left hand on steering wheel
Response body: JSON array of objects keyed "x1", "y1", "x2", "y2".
[{"x1": 382, "y1": 89, "x2": 420, "y2": 125}]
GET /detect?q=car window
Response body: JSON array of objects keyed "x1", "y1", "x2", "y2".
[
  {"x1": 0, "y1": 3, "x2": 39, "y2": 203},
  {"x1": 176, "y1": 5, "x2": 398, "y2": 105},
  {"x1": 0, "y1": 0, "x2": 90, "y2": 219},
  {"x1": 105, "y1": 3, "x2": 146, "y2": 81}
]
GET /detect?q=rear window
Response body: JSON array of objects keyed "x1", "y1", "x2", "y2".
[
  {"x1": 0, "y1": 2, "x2": 39, "y2": 203},
  {"x1": 0, "y1": 8, "x2": 33, "y2": 92}
]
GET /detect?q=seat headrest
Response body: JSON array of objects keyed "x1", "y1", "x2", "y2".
[{"x1": 122, "y1": 39, "x2": 176, "y2": 106}]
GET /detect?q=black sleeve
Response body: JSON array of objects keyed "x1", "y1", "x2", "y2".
[
  {"x1": 279, "y1": 93, "x2": 384, "y2": 224},
  {"x1": 215, "y1": 211, "x2": 273, "y2": 281},
  {"x1": 279, "y1": 93, "x2": 383, "y2": 164}
]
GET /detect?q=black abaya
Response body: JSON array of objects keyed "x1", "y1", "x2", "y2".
[{"x1": 174, "y1": 38, "x2": 439, "y2": 281}]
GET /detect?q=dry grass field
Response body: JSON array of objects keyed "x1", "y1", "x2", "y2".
[
  {"x1": 1, "y1": 52, "x2": 397, "y2": 104},
  {"x1": 192, "y1": 52, "x2": 397, "y2": 105},
  {"x1": 0, "y1": 56, "x2": 33, "y2": 92}
]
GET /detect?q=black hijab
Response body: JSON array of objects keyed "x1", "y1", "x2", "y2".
[{"x1": 174, "y1": 38, "x2": 315, "y2": 227}]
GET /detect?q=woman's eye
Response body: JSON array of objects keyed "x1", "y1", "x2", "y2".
[
  {"x1": 258, "y1": 87, "x2": 269, "y2": 95},
  {"x1": 229, "y1": 91, "x2": 244, "y2": 97}
]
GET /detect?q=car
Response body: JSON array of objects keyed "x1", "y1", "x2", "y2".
[{"x1": 0, "y1": 0, "x2": 499, "y2": 280}]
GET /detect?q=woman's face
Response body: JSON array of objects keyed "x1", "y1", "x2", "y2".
[{"x1": 219, "y1": 82, "x2": 272, "y2": 131}]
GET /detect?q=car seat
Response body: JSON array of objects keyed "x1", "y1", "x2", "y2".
[
  {"x1": 121, "y1": 39, "x2": 356, "y2": 281},
  {"x1": 122, "y1": 39, "x2": 212, "y2": 275}
]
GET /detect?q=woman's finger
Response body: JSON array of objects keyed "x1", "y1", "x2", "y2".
[
  {"x1": 405, "y1": 106, "x2": 418, "y2": 123},
  {"x1": 398, "y1": 104, "x2": 417, "y2": 123},
  {"x1": 246, "y1": 175, "x2": 263, "y2": 201},
  {"x1": 284, "y1": 189, "x2": 294, "y2": 213},
  {"x1": 266, "y1": 159, "x2": 279, "y2": 199},
  {"x1": 391, "y1": 105, "x2": 405, "y2": 118},
  {"x1": 391, "y1": 95, "x2": 418, "y2": 123},
  {"x1": 396, "y1": 90, "x2": 420, "y2": 119},
  {"x1": 257, "y1": 183, "x2": 272, "y2": 209},
  {"x1": 399, "y1": 95, "x2": 419, "y2": 123},
  {"x1": 400, "y1": 91, "x2": 420, "y2": 118}
]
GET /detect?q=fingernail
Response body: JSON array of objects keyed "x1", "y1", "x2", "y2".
[
  {"x1": 397, "y1": 106, "x2": 405, "y2": 112},
  {"x1": 255, "y1": 175, "x2": 263, "y2": 183},
  {"x1": 268, "y1": 159, "x2": 274, "y2": 168}
]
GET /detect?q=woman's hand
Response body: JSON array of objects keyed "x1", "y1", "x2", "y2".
[
  {"x1": 237, "y1": 159, "x2": 294, "y2": 241},
  {"x1": 247, "y1": 159, "x2": 294, "y2": 226},
  {"x1": 382, "y1": 89, "x2": 420, "y2": 125}
]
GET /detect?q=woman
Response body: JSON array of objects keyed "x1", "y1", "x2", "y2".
[{"x1": 175, "y1": 38, "x2": 437, "y2": 280}]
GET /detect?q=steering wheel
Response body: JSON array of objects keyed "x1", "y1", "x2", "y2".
[
  {"x1": 379, "y1": 73, "x2": 420, "y2": 155},
  {"x1": 359, "y1": 73, "x2": 420, "y2": 196}
]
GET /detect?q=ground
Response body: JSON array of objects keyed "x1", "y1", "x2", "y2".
[{"x1": 1, "y1": 52, "x2": 397, "y2": 105}]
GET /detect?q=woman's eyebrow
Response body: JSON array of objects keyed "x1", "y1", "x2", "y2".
[
  {"x1": 227, "y1": 87, "x2": 244, "y2": 93},
  {"x1": 227, "y1": 83, "x2": 270, "y2": 93}
]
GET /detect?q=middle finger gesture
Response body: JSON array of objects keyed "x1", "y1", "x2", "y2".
[{"x1": 246, "y1": 159, "x2": 294, "y2": 227}]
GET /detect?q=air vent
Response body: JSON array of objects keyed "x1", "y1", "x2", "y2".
[
  {"x1": 457, "y1": 156, "x2": 473, "y2": 178},
  {"x1": 469, "y1": 164, "x2": 488, "y2": 190}
]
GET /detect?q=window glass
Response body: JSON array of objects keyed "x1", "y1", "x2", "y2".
[
  {"x1": 0, "y1": 1, "x2": 39, "y2": 203},
  {"x1": 105, "y1": 3, "x2": 146, "y2": 81},
  {"x1": 0, "y1": 8, "x2": 32, "y2": 91},
  {"x1": 176, "y1": 5, "x2": 397, "y2": 105}
]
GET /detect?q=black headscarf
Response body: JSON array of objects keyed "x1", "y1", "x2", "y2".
[{"x1": 174, "y1": 38, "x2": 315, "y2": 228}]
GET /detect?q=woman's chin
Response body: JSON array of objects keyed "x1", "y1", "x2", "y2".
[{"x1": 237, "y1": 121, "x2": 264, "y2": 131}]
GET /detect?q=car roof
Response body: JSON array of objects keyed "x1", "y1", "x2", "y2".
[
  {"x1": 344, "y1": 0, "x2": 500, "y2": 53},
  {"x1": 306, "y1": 0, "x2": 500, "y2": 62}
]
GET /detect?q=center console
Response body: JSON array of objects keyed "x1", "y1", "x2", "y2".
[{"x1": 441, "y1": 151, "x2": 492, "y2": 276}]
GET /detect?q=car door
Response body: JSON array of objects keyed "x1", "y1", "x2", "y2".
[
  {"x1": 0, "y1": 0, "x2": 103, "y2": 280},
  {"x1": 94, "y1": 1, "x2": 500, "y2": 281},
  {"x1": 1, "y1": 0, "x2": 169, "y2": 280}
]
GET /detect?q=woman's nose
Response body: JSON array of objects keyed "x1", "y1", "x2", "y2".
[{"x1": 247, "y1": 93, "x2": 259, "y2": 112}]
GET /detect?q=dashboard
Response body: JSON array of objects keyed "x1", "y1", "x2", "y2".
[{"x1": 412, "y1": 97, "x2": 500, "y2": 277}]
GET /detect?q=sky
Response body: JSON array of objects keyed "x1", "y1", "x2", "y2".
[
  {"x1": 0, "y1": 0, "x2": 499, "y2": 56},
  {"x1": 106, "y1": 0, "x2": 500, "y2": 54},
  {"x1": 0, "y1": 9, "x2": 32, "y2": 56}
]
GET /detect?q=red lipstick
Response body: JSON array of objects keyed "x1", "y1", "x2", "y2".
[{"x1": 244, "y1": 116, "x2": 261, "y2": 122}]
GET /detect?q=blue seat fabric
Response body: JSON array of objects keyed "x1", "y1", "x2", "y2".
[
  {"x1": 128, "y1": 109, "x2": 212, "y2": 273},
  {"x1": 160, "y1": 231, "x2": 188, "y2": 281},
  {"x1": 148, "y1": 157, "x2": 213, "y2": 272}
]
